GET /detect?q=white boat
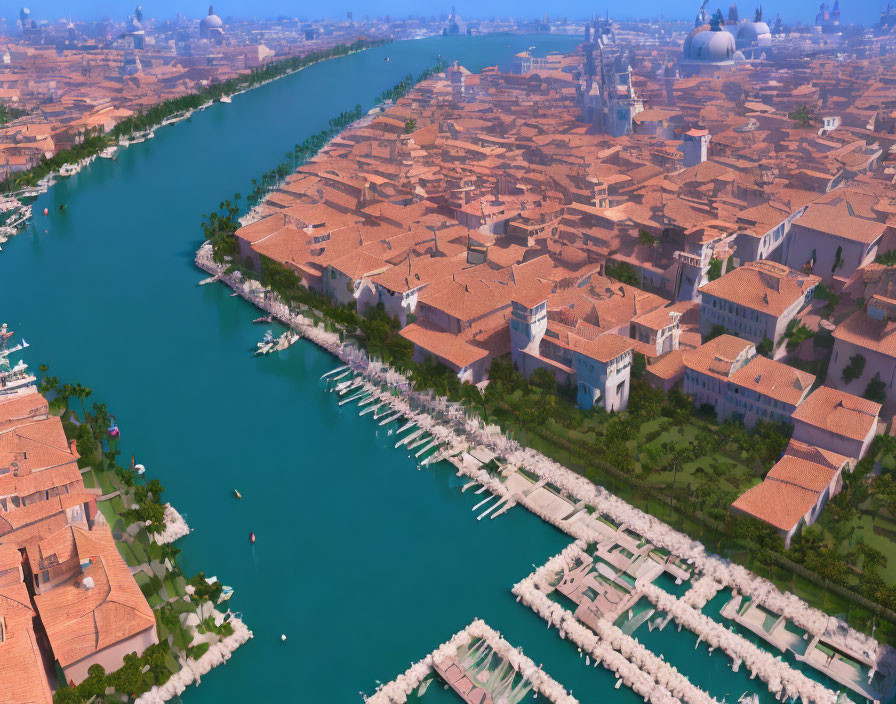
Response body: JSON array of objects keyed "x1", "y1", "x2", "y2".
[
  {"x1": 254, "y1": 331, "x2": 298, "y2": 356},
  {"x1": 217, "y1": 585, "x2": 234, "y2": 603}
]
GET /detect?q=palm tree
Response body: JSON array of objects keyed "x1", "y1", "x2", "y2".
[{"x1": 72, "y1": 383, "x2": 92, "y2": 422}]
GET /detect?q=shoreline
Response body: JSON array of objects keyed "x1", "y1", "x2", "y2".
[
  {"x1": 0, "y1": 38, "x2": 389, "y2": 246},
  {"x1": 194, "y1": 241, "x2": 894, "y2": 691}
]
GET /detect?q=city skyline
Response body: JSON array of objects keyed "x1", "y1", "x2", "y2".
[{"x1": 0, "y1": 0, "x2": 884, "y2": 29}]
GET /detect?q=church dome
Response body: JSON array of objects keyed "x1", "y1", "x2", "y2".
[
  {"x1": 684, "y1": 28, "x2": 736, "y2": 62},
  {"x1": 736, "y1": 21, "x2": 771, "y2": 48},
  {"x1": 200, "y1": 6, "x2": 223, "y2": 30}
]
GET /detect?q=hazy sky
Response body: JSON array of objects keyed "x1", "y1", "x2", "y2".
[{"x1": 2, "y1": 0, "x2": 882, "y2": 29}]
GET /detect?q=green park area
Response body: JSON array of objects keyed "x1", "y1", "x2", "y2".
[{"x1": 407, "y1": 354, "x2": 896, "y2": 640}]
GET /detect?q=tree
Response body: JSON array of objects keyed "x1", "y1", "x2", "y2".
[
  {"x1": 877, "y1": 250, "x2": 896, "y2": 266},
  {"x1": 787, "y1": 104, "x2": 814, "y2": 127},
  {"x1": 638, "y1": 229, "x2": 657, "y2": 247},
  {"x1": 71, "y1": 383, "x2": 92, "y2": 423},
  {"x1": 529, "y1": 367, "x2": 556, "y2": 391},
  {"x1": 756, "y1": 337, "x2": 773, "y2": 357},
  {"x1": 705, "y1": 324, "x2": 729, "y2": 342},
  {"x1": 841, "y1": 353, "x2": 866, "y2": 384},
  {"x1": 863, "y1": 376, "x2": 886, "y2": 404},
  {"x1": 38, "y1": 374, "x2": 59, "y2": 395},
  {"x1": 605, "y1": 261, "x2": 640, "y2": 287},
  {"x1": 404, "y1": 118, "x2": 417, "y2": 133},
  {"x1": 707, "y1": 257, "x2": 723, "y2": 281}
]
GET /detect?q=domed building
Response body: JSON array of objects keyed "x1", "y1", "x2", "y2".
[
  {"x1": 681, "y1": 11, "x2": 737, "y2": 75},
  {"x1": 199, "y1": 5, "x2": 224, "y2": 40},
  {"x1": 735, "y1": 7, "x2": 771, "y2": 56}
]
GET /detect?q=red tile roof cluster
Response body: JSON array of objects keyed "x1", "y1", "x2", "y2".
[{"x1": 0, "y1": 388, "x2": 156, "y2": 696}]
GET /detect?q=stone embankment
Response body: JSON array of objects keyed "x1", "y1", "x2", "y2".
[
  {"x1": 152, "y1": 503, "x2": 191, "y2": 545},
  {"x1": 134, "y1": 615, "x2": 253, "y2": 704}
]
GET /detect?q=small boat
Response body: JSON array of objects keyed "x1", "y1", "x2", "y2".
[
  {"x1": 108, "y1": 418, "x2": 120, "y2": 438},
  {"x1": 135, "y1": 464, "x2": 146, "y2": 475},
  {"x1": 220, "y1": 95, "x2": 232, "y2": 103},
  {"x1": 217, "y1": 585, "x2": 234, "y2": 603},
  {"x1": 58, "y1": 204, "x2": 67, "y2": 212},
  {"x1": 249, "y1": 532, "x2": 256, "y2": 543},
  {"x1": 234, "y1": 489, "x2": 242, "y2": 499},
  {"x1": 252, "y1": 315, "x2": 272, "y2": 324},
  {"x1": 230, "y1": 291, "x2": 240, "y2": 297},
  {"x1": 384, "y1": 56, "x2": 390, "y2": 62},
  {"x1": 43, "y1": 208, "x2": 48, "y2": 215}
]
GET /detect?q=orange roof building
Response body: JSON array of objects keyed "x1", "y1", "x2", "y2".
[
  {"x1": 33, "y1": 524, "x2": 157, "y2": 686},
  {"x1": 698, "y1": 260, "x2": 820, "y2": 357},
  {"x1": 732, "y1": 450, "x2": 851, "y2": 547},
  {"x1": 791, "y1": 386, "x2": 881, "y2": 461},
  {"x1": 0, "y1": 388, "x2": 158, "y2": 694},
  {"x1": 826, "y1": 294, "x2": 896, "y2": 416}
]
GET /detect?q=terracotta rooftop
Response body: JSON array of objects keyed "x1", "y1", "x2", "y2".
[
  {"x1": 683, "y1": 335, "x2": 755, "y2": 380},
  {"x1": 793, "y1": 202, "x2": 888, "y2": 245},
  {"x1": 698, "y1": 260, "x2": 820, "y2": 317},
  {"x1": 728, "y1": 356, "x2": 815, "y2": 406},
  {"x1": 399, "y1": 320, "x2": 490, "y2": 369},
  {"x1": 33, "y1": 524, "x2": 156, "y2": 669},
  {"x1": 790, "y1": 386, "x2": 880, "y2": 442},
  {"x1": 765, "y1": 454, "x2": 838, "y2": 494},
  {"x1": 0, "y1": 582, "x2": 53, "y2": 704},
  {"x1": 731, "y1": 479, "x2": 820, "y2": 532}
]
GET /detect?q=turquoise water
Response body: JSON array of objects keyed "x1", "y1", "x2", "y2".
[{"x1": 0, "y1": 33, "x2": 845, "y2": 704}]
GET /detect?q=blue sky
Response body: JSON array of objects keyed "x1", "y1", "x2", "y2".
[{"x1": 3, "y1": 0, "x2": 882, "y2": 29}]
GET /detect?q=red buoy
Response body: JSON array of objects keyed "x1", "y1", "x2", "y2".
[
  {"x1": 249, "y1": 532, "x2": 256, "y2": 543},
  {"x1": 43, "y1": 208, "x2": 49, "y2": 215}
]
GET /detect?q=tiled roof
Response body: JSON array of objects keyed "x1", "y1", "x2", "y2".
[
  {"x1": 566, "y1": 332, "x2": 634, "y2": 364},
  {"x1": 33, "y1": 524, "x2": 156, "y2": 668},
  {"x1": 793, "y1": 203, "x2": 888, "y2": 245},
  {"x1": 832, "y1": 306, "x2": 896, "y2": 358},
  {"x1": 765, "y1": 455, "x2": 837, "y2": 493},
  {"x1": 0, "y1": 582, "x2": 53, "y2": 704},
  {"x1": 731, "y1": 480, "x2": 820, "y2": 532},
  {"x1": 790, "y1": 386, "x2": 880, "y2": 442},
  {"x1": 728, "y1": 355, "x2": 815, "y2": 406},
  {"x1": 683, "y1": 335, "x2": 755, "y2": 380},
  {"x1": 784, "y1": 439, "x2": 852, "y2": 471},
  {"x1": 399, "y1": 320, "x2": 490, "y2": 369},
  {"x1": 698, "y1": 260, "x2": 819, "y2": 317}
]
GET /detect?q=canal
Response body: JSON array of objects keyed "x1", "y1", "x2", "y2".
[{"x1": 0, "y1": 34, "x2": 791, "y2": 704}]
